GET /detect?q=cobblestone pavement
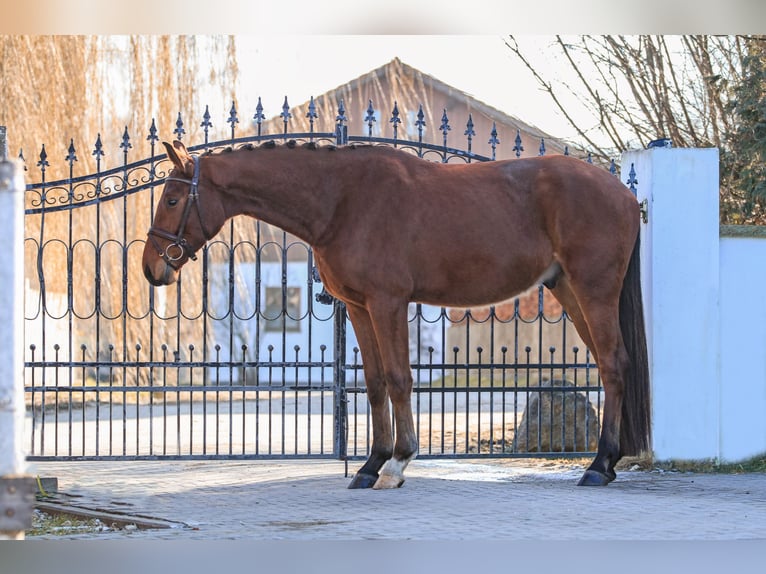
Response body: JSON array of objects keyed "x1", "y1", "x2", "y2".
[{"x1": 26, "y1": 457, "x2": 766, "y2": 541}]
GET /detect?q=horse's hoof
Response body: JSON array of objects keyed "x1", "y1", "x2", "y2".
[
  {"x1": 348, "y1": 473, "x2": 379, "y2": 489},
  {"x1": 372, "y1": 474, "x2": 405, "y2": 489},
  {"x1": 577, "y1": 469, "x2": 615, "y2": 486}
]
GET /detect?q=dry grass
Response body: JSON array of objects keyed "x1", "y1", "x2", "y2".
[
  {"x1": 649, "y1": 456, "x2": 766, "y2": 474},
  {"x1": 28, "y1": 509, "x2": 111, "y2": 537}
]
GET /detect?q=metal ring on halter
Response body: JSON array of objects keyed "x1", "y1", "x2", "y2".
[{"x1": 163, "y1": 242, "x2": 187, "y2": 262}]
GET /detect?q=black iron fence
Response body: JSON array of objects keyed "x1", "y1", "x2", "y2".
[{"x1": 23, "y1": 99, "x2": 605, "y2": 461}]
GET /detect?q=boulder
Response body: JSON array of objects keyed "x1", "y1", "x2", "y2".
[{"x1": 512, "y1": 379, "x2": 600, "y2": 453}]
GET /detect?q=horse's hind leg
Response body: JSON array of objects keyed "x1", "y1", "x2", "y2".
[
  {"x1": 549, "y1": 277, "x2": 598, "y2": 364},
  {"x1": 578, "y1": 303, "x2": 629, "y2": 485},
  {"x1": 346, "y1": 303, "x2": 394, "y2": 489},
  {"x1": 551, "y1": 276, "x2": 627, "y2": 485}
]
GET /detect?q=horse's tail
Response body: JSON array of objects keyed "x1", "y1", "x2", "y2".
[{"x1": 618, "y1": 231, "x2": 651, "y2": 456}]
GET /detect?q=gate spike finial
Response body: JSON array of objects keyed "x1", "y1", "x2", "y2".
[
  {"x1": 37, "y1": 144, "x2": 49, "y2": 170},
  {"x1": 390, "y1": 101, "x2": 401, "y2": 143},
  {"x1": 92, "y1": 134, "x2": 104, "y2": 158},
  {"x1": 488, "y1": 122, "x2": 500, "y2": 160},
  {"x1": 174, "y1": 113, "x2": 186, "y2": 141},
  {"x1": 306, "y1": 96, "x2": 318, "y2": 136},
  {"x1": 253, "y1": 97, "x2": 265, "y2": 124},
  {"x1": 120, "y1": 126, "x2": 132, "y2": 156},
  {"x1": 416, "y1": 105, "x2": 426, "y2": 148},
  {"x1": 253, "y1": 97, "x2": 265, "y2": 137},
  {"x1": 513, "y1": 129, "x2": 523, "y2": 158},
  {"x1": 147, "y1": 119, "x2": 158, "y2": 177},
  {"x1": 416, "y1": 105, "x2": 426, "y2": 130},
  {"x1": 335, "y1": 99, "x2": 348, "y2": 145},
  {"x1": 439, "y1": 109, "x2": 451, "y2": 161},
  {"x1": 306, "y1": 96, "x2": 318, "y2": 121},
  {"x1": 365, "y1": 100, "x2": 377, "y2": 138},
  {"x1": 147, "y1": 118, "x2": 159, "y2": 144},
  {"x1": 281, "y1": 96, "x2": 292, "y2": 136},
  {"x1": 440, "y1": 108, "x2": 450, "y2": 138},
  {"x1": 228, "y1": 100, "x2": 239, "y2": 139},
  {"x1": 627, "y1": 163, "x2": 638, "y2": 194},
  {"x1": 201, "y1": 105, "x2": 213, "y2": 144},
  {"x1": 335, "y1": 99, "x2": 347, "y2": 125},
  {"x1": 464, "y1": 114, "x2": 475, "y2": 159},
  {"x1": 201, "y1": 105, "x2": 212, "y2": 128},
  {"x1": 281, "y1": 97, "x2": 292, "y2": 119},
  {"x1": 464, "y1": 114, "x2": 475, "y2": 138},
  {"x1": 390, "y1": 101, "x2": 401, "y2": 126},
  {"x1": 65, "y1": 139, "x2": 77, "y2": 165}
]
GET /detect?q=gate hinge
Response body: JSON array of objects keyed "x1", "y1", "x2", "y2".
[
  {"x1": 639, "y1": 198, "x2": 649, "y2": 224},
  {"x1": 312, "y1": 265, "x2": 335, "y2": 305}
]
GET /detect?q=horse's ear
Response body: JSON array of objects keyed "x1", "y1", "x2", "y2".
[{"x1": 163, "y1": 141, "x2": 193, "y2": 174}]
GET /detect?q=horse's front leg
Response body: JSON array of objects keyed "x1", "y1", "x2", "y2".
[
  {"x1": 346, "y1": 303, "x2": 394, "y2": 489},
  {"x1": 366, "y1": 299, "x2": 418, "y2": 489}
]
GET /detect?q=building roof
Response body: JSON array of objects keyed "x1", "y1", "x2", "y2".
[{"x1": 262, "y1": 58, "x2": 571, "y2": 159}]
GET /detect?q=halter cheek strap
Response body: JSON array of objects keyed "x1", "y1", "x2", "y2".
[{"x1": 148, "y1": 155, "x2": 211, "y2": 268}]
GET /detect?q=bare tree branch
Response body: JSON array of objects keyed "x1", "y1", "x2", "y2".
[
  {"x1": 556, "y1": 36, "x2": 628, "y2": 152},
  {"x1": 504, "y1": 36, "x2": 612, "y2": 157},
  {"x1": 506, "y1": 35, "x2": 743, "y2": 154}
]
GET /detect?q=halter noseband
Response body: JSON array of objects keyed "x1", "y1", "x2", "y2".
[{"x1": 148, "y1": 155, "x2": 211, "y2": 268}]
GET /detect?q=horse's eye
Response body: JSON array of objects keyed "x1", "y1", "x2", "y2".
[{"x1": 167, "y1": 198, "x2": 179, "y2": 207}]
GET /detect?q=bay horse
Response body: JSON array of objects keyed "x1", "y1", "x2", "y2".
[{"x1": 143, "y1": 139, "x2": 650, "y2": 488}]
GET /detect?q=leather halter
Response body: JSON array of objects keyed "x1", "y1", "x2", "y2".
[{"x1": 147, "y1": 155, "x2": 211, "y2": 268}]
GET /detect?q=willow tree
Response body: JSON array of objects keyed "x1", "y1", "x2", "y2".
[{"x1": 3, "y1": 35, "x2": 239, "y2": 390}]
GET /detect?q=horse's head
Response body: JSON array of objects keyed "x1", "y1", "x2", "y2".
[{"x1": 142, "y1": 141, "x2": 220, "y2": 286}]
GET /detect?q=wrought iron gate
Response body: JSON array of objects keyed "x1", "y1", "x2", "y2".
[{"x1": 23, "y1": 100, "x2": 604, "y2": 461}]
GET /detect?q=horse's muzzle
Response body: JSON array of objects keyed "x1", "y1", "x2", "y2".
[{"x1": 143, "y1": 262, "x2": 177, "y2": 286}]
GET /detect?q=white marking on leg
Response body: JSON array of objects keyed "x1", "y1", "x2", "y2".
[{"x1": 373, "y1": 455, "x2": 415, "y2": 489}]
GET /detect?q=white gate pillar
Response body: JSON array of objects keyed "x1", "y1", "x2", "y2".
[
  {"x1": 621, "y1": 147, "x2": 720, "y2": 462},
  {"x1": 0, "y1": 128, "x2": 35, "y2": 539}
]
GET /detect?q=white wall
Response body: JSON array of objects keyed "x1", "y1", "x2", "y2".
[
  {"x1": 719, "y1": 233, "x2": 766, "y2": 461},
  {"x1": 624, "y1": 147, "x2": 766, "y2": 463}
]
